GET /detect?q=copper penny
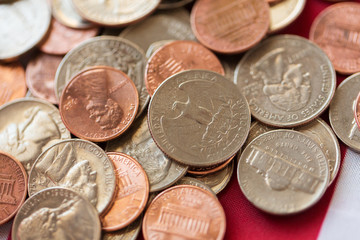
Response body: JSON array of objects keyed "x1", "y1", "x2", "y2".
[
  {"x1": 101, "y1": 152, "x2": 149, "y2": 232},
  {"x1": 145, "y1": 40, "x2": 225, "y2": 96},
  {"x1": 143, "y1": 185, "x2": 226, "y2": 240},
  {"x1": 187, "y1": 154, "x2": 235, "y2": 176},
  {"x1": 190, "y1": 0, "x2": 270, "y2": 54},
  {"x1": 59, "y1": 66, "x2": 139, "y2": 142},
  {"x1": 310, "y1": 2, "x2": 360, "y2": 74},
  {"x1": 0, "y1": 63, "x2": 26, "y2": 107},
  {"x1": 39, "y1": 18, "x2": 98, "y2": 55},
  {"x1": 0, "y1": 151, "x2": 27, "y2": 225},
  {"x1": 26, "y1": 53, "x2": 61, "y2": 104}
]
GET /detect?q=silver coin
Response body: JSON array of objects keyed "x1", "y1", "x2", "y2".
[
  {"x1": 12, "y1": 187, "x2": 101, "y2": 240},
  {"x1": 102, "y1": 216, "x2": 142, "y2": 240},
  {"x1": 235, "y1": 34, "x2": 336, "y2": 127},
  {"x1": 146, "y1": 40, "x2": 174, "y2": 58},
  {"x1": 0, "y1": 98, "x2": 70, "y2": 174},
  {"x1": 28, "y1": 139, "x2": 116, "y2": 215},
  {"x1": 0, "y1": 0, "x2": 51, "y2": 61},
  {"x1": 106, "y1": 113, "x2": 187, "y2": 192},
  {"x1": 158, "y1": 0, "x2": 194, "y2": 9},
  {"x1": 238, "y1": 129, "x2": 329, "y2": 215},
  {"x1": 175, "y1": 176, "x2": 217, "y2": 196}
]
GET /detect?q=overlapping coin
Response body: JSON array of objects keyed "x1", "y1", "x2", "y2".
[{"x1": 0, "y1": 63, "x2": 27, "y2": 106}]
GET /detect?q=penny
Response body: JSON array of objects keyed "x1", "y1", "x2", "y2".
[
  {"x1": 148, "y1": 70, "x2": 251, "y2": 167},
  {"x1": 26, "y1": 53, "x2": 61, "y2": 104},
  {"x1": 143, "y1": 185, "x2": 226, "y2": 240},
  {"x1": 309, "y1": 2, "x2": 360, "y2": 74},
  {"x1": 238, "y1": 130, "x2": 329, "y2": 215},
  {"x1": 0, "y1": 0, "x2": 51, "y2": 61},
  {"x1": 0, "y1": 152, "x2": 27, "y2": 225},
  {"x1": 190, "y1": 0, "x2": 270, "y2": 54},
  {"x1": 0, "y1": 63, "x2": 27, "y2": 106},
  {"x1": 106, "y1": 113, "x2": 187, "y2": 192},
  {"x1": 329, "y1": 73, "x2": 360, "y2": 152},
  {"x1": 103, "y1": 216, "x2": 142, "y2": 240},
  {"x1": 235, "y1": 34, "x2": 336, "y2": 127},
  {"x1": 72, "y1": 0, "x2": 160, "y2": 27},
  {"x1": 146, "y1": 40, "x2": 174, "y2": 58},
  {"x1": 158, "y1": 0, "x2": 194, "y2": 9},
  {"x1": 39, "y1": 18, "x2": 99, "y2": 55},
  {"x1": 175, "y1": 176, "x2": 217, "y2": 197},
  {"x1": 28, "y1": 139, "x2": 116, "y2": 214},
  {"x1": 55, "y1": 36, "x2": 148, "y2": 117},
  {"x1": 12, "y1": 187, "x2": 101, "y2": 240},
  {"x1": 145, "y1": 40, "x2": 225, "y2": 96},
  {"x1": 187, "y1": 154, "x2": 235, "y2": 176},
  {"x1": 101, "y1": 153, "x2": 149, "y2": 232}
]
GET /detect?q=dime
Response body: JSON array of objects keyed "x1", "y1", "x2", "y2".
[
  {"x1": 238, "y1": 130, "x2": 329, "y2": 215},
  {"x1": 103, "y1": 216, "x2": 142, "y2": 240},
  {"x1": 0, "y1": 152, "x2": 27, "y2": 225},
  {"x1": 0, "y1": 63, "x2": 27, "y2": 106},
  {"x1": 187, "y1": 154, "x2": 235, "y2": 176},
  {"x1": 309, "y1": 2, "x2": 360, "y2": 74},
  {"x1": 158, "y1": 0, "x2": 194, "y2": 9},
  {"x1": 143, "y1": 185, "x2": 226, "y2": 240},
  {"x1": 12, "y1": 187, "x2": 101, "y2": 240},
  {"x1": 0, "y1": 0, "x2": 51, "y2": 61},
  {"x1": 59, "y1": 66, "x2": 138, "y2": 142},
  {"x1": 106, "y1": 113, "x2": 187, "y2": 192},
  {"x1": 145, "y1": 40, "x2": 225, "y2": 96},
  {"x1": 55, "y1": 36, "x2": 148, "y2": 117},
  {"x1": 101, "y1": 153, "x2": 149, "y2": 232},
  {"x1": 190, "y1": 0, "x2": 270, "y2": 54},
  {"x1": 175, "y1": 176, "x2": 217, "y2": 197},
  {"x1": 235, "y1": 34, "x2": 336, "y2": 127},
  {"x1": 148, "y1": 70, "x2": 251, "y2": 167},
  {"x1": 28, "y1": 139, "x2": 116, "y2": 214}
]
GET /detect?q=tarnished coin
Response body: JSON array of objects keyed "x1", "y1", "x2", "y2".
[
  {"x1": 238, "y1": 130, "x2": 329, "y2": 215},
  {"x1": 55, "y1": 36, "x2": 148, "y2": 117},
  {"x1": 190, "y1": 0, "x2": 270, "y2": 54},
  {"x1": 106, "y1": 113, "x2": 187, "y2": 192},
  {"x1": 235, "y1": 35, "x2": 336, "y2": 127},
  {"x1": 28, "y1": 139, "x2": 116, "y2": 214},
  {"x1": 330, "y1": 73, "x2": 360, "y2": 152},
  {"x1": 0, "y1": 63, "x2": 27, "y2": 106},
  {"x1": 103, "y1": 216, "x2": 142, "y2": 240},
  {"x1": 59, "y1": 66, "x2": 139, "y2": 142},
  {"x1": 143, "y1": 185, "x2": 226, "y2": 240},
  {"x1": 309, "y1": 2, "x2": 360, "y2": 74},
  {"x1": 101, "y1": 153, "x2": 149, "y2": 232},
  {"x1": 0, "y1": 98, "x2": 70, "y2": 173},
  {"x1": 175, "y1": 176, "x2": 217, "y2": 197},
  {"x1": 158, "y1": 0, "x2": 194, "y2": 9},
  {"x1": 0, "y1": 0, "x2": 51, "y2": 61},
  {"x1": 12, "y1": 187, "x2": 101, "y2": 240},
  {"x1": 145, "y1": 40, "x2": 225, "y2": 96},
  {"x1": 148, "y1": 70, "x2": 251, "y2": 167},
  {"x1": 187, "y1": 154, "x2": 235, "y2": 176},
  {"x1": 0, "y1": 152, "x2": 27, "y2": 225}
]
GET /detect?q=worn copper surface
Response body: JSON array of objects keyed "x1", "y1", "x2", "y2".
[
  {"x1": 0, "y1": 63, "x2": 26, "y2": 106},
  {"x1": 187, "y1": 154, "x2": 235, "y2": 175}
]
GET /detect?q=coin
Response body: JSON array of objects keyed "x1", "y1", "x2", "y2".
[
  {"x1": 55, "y1": 36, "x2": 148, "y2": 117},
  {"x1": 309, "y1": 2, "x2": 360, "y2": 74},
  {"x1": 187, "y1": 154, "x2": 235, "y2": 176},
  {"x1": 329, "y1": 73, "x2": 360, "y2": 152},
  {"x1": 26, "y1": 53, "x2": 61, "y2": 104},
  {"x1": 106, "y1": 113, "x2": 187, "y2": 192},
  {"x1": 235, "y1": 34, "x2": 336, "y2": 127},
  {"x1": 146, "y1": 40, "x2": 174, "y2": 58},
  {"x1": 238, "y1": 129, "x2": 329, "y2": 215},
  {"x1": 103, "y1": 216, "x2": 142, "y2": 240},
  {"x1": 0, "y1": 63, "x2": 27, "y2": 106},
  {"x1": 145, "y1": 40, "x2": 225, "y2": 96},
  {"x1": 0, "y1": 0, "x2": 51, "y2": 61},
  {"x1": 158, "y1": 0, "x2": 194, "y2": 9},
  {"x1": 0, "y1": 152, "x2": 27, "y2": 225},
  {"x1": 28, "y1": 139, "x2": 116, "y2": 214},
  {"x1": 175, "y1": 176, "x2": 217, "y2": 197},
  {"x1": 101, "y1": 153, "x2": 149, "y2": 232},
  {"x1": 143, "y1": 185, "x2": 226, "y2": 240},
  {"x1": 355, "y1": 92, "x2": 360, "y2": 130},
  {"x1": 12, "y1": 187, "x2": 101, "y2": 240},
  {"x1": 190, "y1": 0, "x2": 270, "y2": 54}
]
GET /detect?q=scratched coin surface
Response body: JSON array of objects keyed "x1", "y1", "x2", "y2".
[
  {"x1": 310, "y1": 2, "x2": 360, "y2": 74},
  {"x1": 176, "y1": 176, "x2": 217, "y2": 197},
  {"x1": 238, "y1": 130, "x2": 329, "y2": 215},
  {"x1": 190, "y1": 0, "x2": 270, "y2": 54},
  {"x1": 269, "y1": 0, "x2": 306, "y2": 32},
  {"x1": 143, "y1": 185, "x2": 226, "y2": 240},
  {"x1": 0, "y1": 152, "x2": 27, "y2": 225},
  {"x1": 59, "y1": 66, "x2": 139, "y2": 142},
  {"x1": 0, "y1": 63, "x2": 27, "y2": 106},
  {"x1": 103, "y1": 216, "x2": 142, "y2": 240},
  {"x1": 0, "y1": 0, "x2": 51, "y2": 61},
  {"x1": 235, "y1": 35, "x2": 336, "y2": 127},
  {"x1": 55, "y1": 36, "x2": 148, "y2": 117},
  {"x1": 28, "y1": 139, "x2": 116, "y2": 214},
  {"x1": 145, "y1": 40, "x2": 225, "y2": 96},
  {"x1": 148, "y1": 70, "x2": 251, "y2": 167},
  {"x1": 106, "y1": 113, "x2": 187, "y2": 192},
  {"x1": 12, "y1": 187, "x2": 101, "y2": 240},
  {"x1": 158, "y1": 0, "x2": 194, "y2": 9}
]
